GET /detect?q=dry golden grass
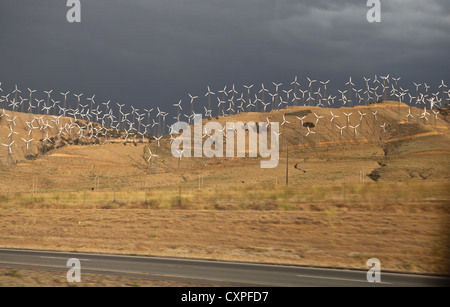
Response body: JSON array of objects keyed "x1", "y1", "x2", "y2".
[
  {"x1": 0, "y1": 204, "x2": 448, "y2": 274},
  {"x1": 0, "y1": 266, "x2": 209, "y2": 287}
]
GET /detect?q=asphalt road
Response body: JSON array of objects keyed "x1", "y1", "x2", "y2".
[{"x1": 0, "y1": 248, "x2": 448, "y2": 287}]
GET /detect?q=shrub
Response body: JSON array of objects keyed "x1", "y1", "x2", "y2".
[
  {"x1": 368, "y1": 170, "x2": 381, "y2": 181},
  {"x1": 286, "y1": 109, "x2": 312, "y2": 117},
  {"x1": 303, "y1": 122, "x2": 315, "y2": 128}
]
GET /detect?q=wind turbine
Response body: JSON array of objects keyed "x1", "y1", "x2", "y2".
[
  {"x1": 261, "y1": 101, "x2": 270, "y2": 112},
  {"x1": 7, "y1": 115, "x2": 17, "y2": 128},
  {"x1": 26, "y1": 88, "x2": 36, "y2": 115},
  {"x1": 228, "y1": 84, "x2": 238, "y2": 115},
  {"x1": 336, "y1": 125, "x2": 346, "y2": 143},
  {"x1": 421, "y1": 107, "x2": 430, "y2": 124},
  {"x1": 12, "y1": 85, "x2": 22, "y2": 112},
  {"x1": 102, "y1": 100, "x2": 111, "y2": 127},
  {"x1": 345, "y1": 77, "x2": 355, "y2": 107},
  {"x1": 272, "y1": 82, "x2": 282, "y2": 110},
  {"x1": 161, "y1": 112, "x2": 168, "y2": 136},
  {"x1": 439, "y1": 80, "x2": 447, "y2": 104},
  {"x1": 330, "y1": 111, "x2": 339, "y2": 143},
  {"x1": 413, "y1": 82, "x2": 421, "y2": 104},
  {"x1": 87, "y1": 94, "x2": 95, "y2": 114},
  {"x1": 51, "y1": 99, "x2": 60, "y2": 116},
  {"x1": 74, "y1": 93, "x2": 83, "y2": 111},
  {"x1": 59, "y1": 91, "x2": 70, "y2": 113},
  {"x1": 349, "y1": 124, "x2": 360, "y2": 141},
  {"x1": 0, "y1": 108, "x2": 9, "y2": 123},
  {"x1": 290, "y1": 76, "x2": 300, "y2": 106},
  {"x1": 305, "y1": 126, "x2": 315, "y2": 146},
  {"x1": 282, "y1": 89, "x2": 292, "y2": 108},
  {"x1": 236, "y1": 95, "x2": 245, "y2": 114},
  {"x1": 173, "y1": 100, "x2": 183, "y2": 120},
  {"x1": 272, "y1": 130, "x2": 281, "y2": 143},
  {"x1": 147, "y1": 148, "x2": 159, "y2": 169},
  {"x1": 43, "y1": 90, "x2": 53, "y2": 113},
  {"x1": 406, "y1": 108, "x2": 414, "y2": 123},
  {"x1": 432, "y1": 110, "x2": 439, "y2": 125},
  {"x1": 144, "y1": 108, "x2": 153, "y2": 126},
  {"x1": 354, "y1": 88, "x2": 363, "y2": 105},
  {"x1": 371, "y1": 110, "x2": 378, "y2": 140},
  {"x1": 380, "y1": 74, "x2": 390, "y2": 101},
  {"x1": 153, "y1": 135, "x2": 162, "y2": 147},
  {"x1": 278, "y1": 95, "x2": 288, "y2": 109},
  {"x1": 130, "y1": 106, "x2": 139, "y2": 128},
  {"x1": 268, "y1": 92, "x2": 277, "y2": 110},
  {"x1": 292, "y1": 93, "x2": 300, "y2": 107},
  {"x1": 2, "y1": 141, "x2": 14, "y2": 154},
  {"x1": 343, "y1": 112, "x2": 352, "y2": 138},
  {"x1": 338, "y1": 89, "x2": 347, "y2": 107},
  {"x1": 442, "y1": 90, "x2": 449, "y2": 106},
  {"x1": 358, "y1": 110, "x2": 367, "y2": 130},
  {"x1": 380, "y1": 123, "x2": 387, "y2": 140},
  {"x1": 296, "y1": 116, "x2": 306, "y2": 146},
  {"x1": 281, "y1": 114, "x2": 290, "y2": 126},
  {"x1": 17, "y1": 96, "x2": 27, "y2": 114},
  {"x1": 373, "y1": 74, "x2": 380, "y2": 86},
  {"x1": 392, "y1": 77, "x2": 401, "y2": 94},
  {"x1": 423, "y1": 83, "x2": 430, "y2": 101},
  {"x1": 0, "y1": 93, "x2": 9, "y2": 113},
  {"x1": 363, "y1": 77, "x2": 371, "y2": 104},
  {"x1": 21, "y1": 137, "x2": 34, "y2": 155},
  {"x1": 175, "y1": 149, "x2": 185, "y2": 172},
  {"x1": 217, "y1": 86, "x2": 227, "y2": 115},
  {"x1": 7, "y1": 125, "x2": 19, "y2": 139},
  {"x1": 243, "y1": 84, "x2": 253, "y2": 112},
  {"x1": 320, "y1": 80, "x2": 330, "y2": 107},
  {"x1": 217, "y1": 97, "x2": 226, "y2": 116},
  {"x1": 156, "y1": 107, "x2": 164, "y2": 136},
  {"x1": 258, "y1": 83, "x2": 269, "y2": 113},
  {"x1": 306, "y1": 78, "x2": 316, "y2": 106},
  {"x1": 314, "y1": 113, "x2": 324, "y2": 145},
  {"x1": 299, "y1": 89, "x2": 308, "y2": 106},
  {"x1": 2, "y1": 141, "x2": 15, "y2": 165},
  {"x1": 205, "y1": 86, "x2": 215, "y2": 115},
  {"x1": 116, "y1": 102, "x2": 125, "y2": 128}
]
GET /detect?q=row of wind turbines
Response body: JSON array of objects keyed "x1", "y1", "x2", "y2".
[{"x1": 0, "y1": 76, "x2": 448, "y2": 167}]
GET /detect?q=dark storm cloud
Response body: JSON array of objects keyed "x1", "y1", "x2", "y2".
[{"x1": 0, "y1": 0, "x2": 449, "y2": 112}]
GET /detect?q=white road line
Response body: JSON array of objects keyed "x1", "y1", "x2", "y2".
[
  {"x1": 296, "y1": 274, "x2": 392, "y2": 284},
  {"x1": 39, "y1": 256, "x2": 91, "y2": 261}
]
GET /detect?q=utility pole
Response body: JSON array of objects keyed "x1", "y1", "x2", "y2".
[{"x1": 286, "y1": 145, "x2": 289, "y2": 186}]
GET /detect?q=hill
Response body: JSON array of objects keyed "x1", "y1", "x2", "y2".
[{"x1": 0, "y1": 101, "x2": 449, "y2": 193}]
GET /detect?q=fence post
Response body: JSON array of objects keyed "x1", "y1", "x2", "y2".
[
  {"x1": 215, "y1": 184, "x2": 218, "y2": 203},
  {"x1": 395, "y1": 182, "x2": 399, "y2": 204},
  {"x1": 343, "y1": 184, "x2": 346, "y2": 203}
]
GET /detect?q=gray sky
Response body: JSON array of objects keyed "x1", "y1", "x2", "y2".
[{"x1": 1, "y1": 0, "x2": 449, "y2": 114}]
